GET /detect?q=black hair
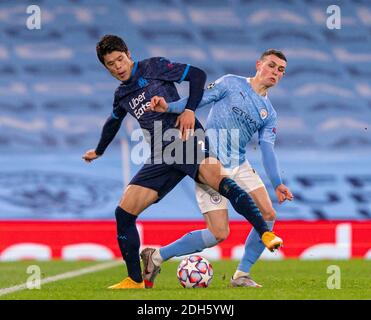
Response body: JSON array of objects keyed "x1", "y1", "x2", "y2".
[{"x1": 96, "y1": 34, "x2": 129, "y2": 65}]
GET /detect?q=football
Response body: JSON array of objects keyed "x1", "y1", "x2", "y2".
[{"x1": 176, "y1": 255, "x2": 213, "y2": 288}]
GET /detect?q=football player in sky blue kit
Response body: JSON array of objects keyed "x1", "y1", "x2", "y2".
[
  {"x1": 82, "y1": 36, "x2": 283, "y2": 289},
  {"x1": 142, "y1": 49, "x2": 293, "y2": 288}
]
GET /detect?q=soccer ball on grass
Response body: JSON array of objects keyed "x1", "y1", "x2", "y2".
[{"x1": 176, "y1": 255, "x2": 213, "y2": 288}]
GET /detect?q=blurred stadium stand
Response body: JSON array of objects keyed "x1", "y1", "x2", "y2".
[{"x1": 0, "y1": 0, "x2": 370, "y2": 220}]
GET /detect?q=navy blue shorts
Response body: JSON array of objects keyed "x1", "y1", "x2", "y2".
[{"x1": 129, "y1": 133, "x2": 211, "y2": 201}]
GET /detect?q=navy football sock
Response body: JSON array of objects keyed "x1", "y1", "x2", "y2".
[
  {"x1": 115, "y1": 206, "x2": 142, "y2": 283},
  {"x1": 218, "y1": 177, "x2": 269, "y2": 236}
]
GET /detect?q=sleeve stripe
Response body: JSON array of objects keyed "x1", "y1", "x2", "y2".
[
  {"x1": 111, "y1": 111, "x2": 119, "y2": 119},
  {"x1": 178, "y1": 64, "x2": 190, "y2": 83}
]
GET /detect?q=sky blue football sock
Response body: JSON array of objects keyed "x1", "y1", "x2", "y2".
[
  {"x1": 159, "y1": 229, "x2": 217, "y2": 261},
  {"x1": 237, "y1": 220, "x2": 275, "y2": 273}
]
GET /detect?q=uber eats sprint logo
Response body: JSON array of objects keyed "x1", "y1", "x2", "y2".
[{"x1": 26, "y1": 5, "x2": 41, "y2": 30}]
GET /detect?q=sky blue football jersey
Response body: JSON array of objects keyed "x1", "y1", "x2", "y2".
[{"x1": 170, "y1": 74, "x2": 278, "y2": 168}]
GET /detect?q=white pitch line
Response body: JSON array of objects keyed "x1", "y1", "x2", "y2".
[{"x1": 0, "y1": 260, "x2": 122, "y2": 297}]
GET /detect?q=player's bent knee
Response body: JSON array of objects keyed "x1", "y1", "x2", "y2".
[
  {"x1": 119, "y1": 200, "x2": 140, "y2": 216},
  {"x1": 119, "y1": 195, "x2": 150, "y2": 216},
  {"x1": 212, "y1": 227, "x2": 230, "y2": 243},
  {"x1": 119, "y1": 185, "x2": 159, "y2": 216}
]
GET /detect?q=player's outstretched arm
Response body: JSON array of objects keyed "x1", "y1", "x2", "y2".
[
  {"x1": 260, "y1": 140, "x2": 294, "y2": 204},
  {"x1": 176, "y1": 66, "x2": 206, "y2": 140},
  {"x1": 148, "y1": 77, "x2": 229, "y2": 115},
  {"x1": 82, "y1": 112, "x2": 124, "y2": 162}
]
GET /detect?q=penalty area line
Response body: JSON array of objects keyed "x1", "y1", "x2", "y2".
[{"x1": 0, "y1": 260, "x2": 122, "y2": 297}]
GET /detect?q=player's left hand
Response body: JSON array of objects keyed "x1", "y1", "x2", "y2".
[
  {"x1": 275, "y1": 184, "x2": 294, "y2": 204},
  {"x1": 146, "y1": 96, "x2": 168, "y2": 113},
  {"x1": 175, "y1": 109, "x2": 195, "y2": 141},
  {"x1": 82, "y1": 149, "x2": 100, "y2": 163}
]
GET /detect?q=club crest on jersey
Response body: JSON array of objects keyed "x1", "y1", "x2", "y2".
[
  {"x1": 260, "y1": 108, "x2": 268, "y2": 120},
  {"x1": 210, "y1": 192, "x2": 222, "y2": 204},
  {"x1": 207, "y1": 82, "x2": 215, "y2": 90},
  {"x1": 138, "y1": 77, "x2": 148, "y2": 88}
]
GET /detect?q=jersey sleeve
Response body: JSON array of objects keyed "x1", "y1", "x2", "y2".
[
  {"x1": 167, "y1": 75, "x2": 229, "y2": 113},
  {"x1": 258, "y1": 112, "x2": 277, "y2": 145},
  {"x1": 111, "y1": 95, "x2": 128, "y2": 120},
  {"x1": 260, "y1": 141, "x2": 282, "y2": 189},
  {"x1": 95, "y1": 95, "x2": 127, "y2": 155},
  {"x1": 201, "y1": 75, "x2": 229, "y2": 106},
  {"x1": 144, "y1": 57, "x2": 190, "y2": 83},
  {"x1": 258, "y1": 112, "x2": 282, "y2": 188}
]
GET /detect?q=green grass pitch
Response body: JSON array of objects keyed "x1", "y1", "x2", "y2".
[{"x1": 0, "y1": 259, "x2": 370, "y2": 300}]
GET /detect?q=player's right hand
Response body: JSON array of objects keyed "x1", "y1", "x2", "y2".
[
  {"x1": 146, "y1": 96, "x2": 168, "y2": 113},
  {"x1": 175, "y1": 109, "x2": 195, "y2": 141},
  {"x1": 275, "y1": 184, "x2": 294, "y2": 204},
  {"x1": 82, "y1": 149, "x2": 100, "y2": 163}
]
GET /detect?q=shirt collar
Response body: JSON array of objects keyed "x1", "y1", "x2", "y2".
[
  {"x1": 122, "y1": 61, "x2": 139, "y2": 85},
  {"x1": 131, "y1": 61, "x2": 138, "y2": 77}
]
